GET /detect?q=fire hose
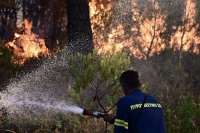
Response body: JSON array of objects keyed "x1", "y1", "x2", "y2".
[
  {"x1": 83, "y1": 109, "x2": 116, "y2": 132},
  {"x1": 82, "y1": 109, "x2": 105, "y2": 118}
]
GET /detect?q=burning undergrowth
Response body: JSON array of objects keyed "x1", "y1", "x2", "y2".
[{"x1": 6, "y1": 19, "x2": 49, "y2": 64}]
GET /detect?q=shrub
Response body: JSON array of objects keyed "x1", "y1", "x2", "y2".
[
  {"x1": 0, "y1": 40, "x2": 21, "y2": 73},
  {"x1": 68, "y1": 46, "x2": 131, "y2": 113},
  {"x1": 68, "y1": 46, "x2": 147, "y2": 113},
  {"x1": 68, "y1": 46, "x2": 147, "y2": 132},
  {"x1": 165, "y1": 93, "x2": 200, "y2": 133}
]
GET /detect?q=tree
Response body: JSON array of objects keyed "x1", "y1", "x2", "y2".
[
  {"x1": 132, "y1": 0, "x2": 167, "y2": 59},
  {"x1": 0, "y1": 0, "x2": 17, "y2": 40},
  {"x1": 66, "y1": 0, "x2": 94, "y2": 55},
  {"x1": 165, "y1": 93, "x2": 200, "y2": 133},
  {"x1": 68, "y1": 46, "x2": 147, "y2": 131},
  {"x1": 68, "y1": 46, "x2": 147, "y2": 113},
  {"x1": 15, "y1": 0, "x2": 68, "y2": 48},
  {"x1": 170, "y1": 0, "x2": 200, "y2": 64}
]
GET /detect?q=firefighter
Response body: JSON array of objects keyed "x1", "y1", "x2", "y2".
[{"x1": 103, "y1": 70, "x2": 166, "y2": 133}]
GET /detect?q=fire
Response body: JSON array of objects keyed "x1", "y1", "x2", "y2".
[
  {"x1": 170, "y1": 0, "x2": 200, "y2": 54},
  {"x1": 6, "y1": 19, "x2": 49, "y2": 64},
  {"x1": 134, "y1": 0, "x2": 167, "y2": 58},
  {"x1": 89, "y1": 0, "x2": 165, "y2": 57},
  {"x1": 89, "y1": 0, "x2": 117, "y2": 53},
  {"x1": 89, "y1": 0, "x2": 200, "y2": 58}
]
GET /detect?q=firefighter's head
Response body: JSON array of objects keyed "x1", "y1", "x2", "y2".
[{"x1": 119, "y1": 70, "x2": 142, "y2": 95}]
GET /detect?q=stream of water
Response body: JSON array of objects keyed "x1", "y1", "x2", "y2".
[{"x1": 0, "y1": 47, "x2": 83, "y2": 115}]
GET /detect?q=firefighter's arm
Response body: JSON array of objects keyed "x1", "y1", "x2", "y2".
[{"x1": 114, "y1": 99, "x2": 129, "y2": 133}]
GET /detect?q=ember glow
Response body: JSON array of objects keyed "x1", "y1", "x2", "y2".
[
  {"x1": 6, "y1": 19, "x2": 49, "y2": 64},
  {"x1": 89, "y1": 0, "x2": 200, "y2": 58}
]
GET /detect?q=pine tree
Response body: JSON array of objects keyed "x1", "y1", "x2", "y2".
[
  {"x1": 165, "y1": 93, "x2": 200, "y2": 133},
  {"x1": 68, "y1": 46, "x2": 147, "y2": 113}
]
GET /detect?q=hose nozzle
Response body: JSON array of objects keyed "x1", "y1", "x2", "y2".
[{"x1": 83, "y1": 109, "x2": 104, "y2": 118}]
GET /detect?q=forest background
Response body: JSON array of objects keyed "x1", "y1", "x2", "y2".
[{"x1": 0, "y1": 0, "x2": 200, "y2": 132}]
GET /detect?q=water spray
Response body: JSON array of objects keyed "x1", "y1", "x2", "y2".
[{"x1": 82, "y1": 109, "x2": 105, "y2": 118}]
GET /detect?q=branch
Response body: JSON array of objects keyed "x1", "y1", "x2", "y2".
[
  {"x1": 146, "y1": 14, "x2": 157, "y2": 59},
  {"x1": 98, "y1": 80, "x2": 107, "y2": 92},
  {"x1": 99, "y1": 85, "x2": 116, "y2": 100},
  {"x1": 100, "y1": 90, "x2": 109, "y2": 100},
  {"x1": 106, "y1": 102, "x2": 117, "y2": 114},
  {"x1": 183, "y1": 31, "x2": 199, "y2": 46},
  {"x1": 89, "y1": 86, "x2": 96, "y2": 92},
  {"x1": 0, "y1": 130, "x2": 16, "y2": 133},
  {"x1": 179, "y1": 23, "x2": 187, "y2": 64},
  {"x1": 95, "y1": 86, "x2": 106, "y2": 112}
]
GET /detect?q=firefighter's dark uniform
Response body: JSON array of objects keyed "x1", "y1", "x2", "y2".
[{"x1": 114, "y1": 89, "x2": 166, "y2": 133}]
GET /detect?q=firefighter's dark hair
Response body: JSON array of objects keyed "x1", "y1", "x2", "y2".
[{"x1": 119, "y1": 70, "x2": 141, "y2": 89}]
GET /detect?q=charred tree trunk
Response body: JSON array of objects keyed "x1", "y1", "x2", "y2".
[
  {"x1": 23, "y1": 0, "x2": 26, "y2": 19},
  {"x1": 66, "y1": 0, "x2": 94, "y2": 55},
  {"x1": 0, "y1": 0, "x2": 17, "y2": 40},
  {"x1": 12, "y1": 4, "x2": 17, "y2": 30},
  {"x1": 0, "y1": 5, "x2": 4, "y2": 39},
  {"x1": 0, "y1": 2, "x2": 8, "y2": 39}
]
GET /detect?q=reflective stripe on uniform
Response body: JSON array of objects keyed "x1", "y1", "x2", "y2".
[
  {"x1": 114, "y1": 119, "x2": 128, "y2": 129},
  {"x1": 130, "y1": 103, "x2": 162, "y2": 110}
]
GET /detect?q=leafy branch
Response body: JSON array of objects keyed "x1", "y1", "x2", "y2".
[{"x1": 68, "y1": 46, "x2": 133, "y2": 113}]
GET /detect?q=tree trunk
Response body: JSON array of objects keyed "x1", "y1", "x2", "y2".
[
  {"x1": 66, "y1": 0, "x2": 94, "y2": 55},
  {"x1": 23, "y1": 0, "x2": 26, "y2": 19},
  {"x1": 0, "y1": 5, "x2": 4, "y2": 39},
  {"x1": 0, "y1": 2, "x2": 8, "y2": 39}
]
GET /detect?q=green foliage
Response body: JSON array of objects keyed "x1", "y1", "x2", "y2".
[
  {"x1": 0, "y1": 40, "x2": 21, "y2": 72},
  {"x1": 165, "y1": 93, "x2": 200, "y2": 133},
  {"x1": 0, "y1": 40, "x2": 23, "y2": 89},
  {"x1": 132, "y1": 48, "x2": 200, "y2": 132},
  {"x1": 0, "y1": 110, "x2": 110, "y2": 133},
  {"x1": 69, "y1": 46, "x2": 136, "y2": 113},
  {"x1": 144, "y1": 49, "x2": 195, "y2": 108},
  {"x1": 68, "y1": 86, "x2": 80, "y2": 103},
  {"x1": 0, "y1": 112, "x2": 12, "y2": 131}
]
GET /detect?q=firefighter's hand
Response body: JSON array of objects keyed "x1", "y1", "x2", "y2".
[{"x1": 103, "y1": 114, "x2": 116, "y2": 124}]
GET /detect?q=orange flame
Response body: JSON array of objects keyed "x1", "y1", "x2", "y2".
[
  {"x1": 6, "y1": 19, "x2": 49, "y2": 64},
  {"x1": 170, "y1": 0, "x2": 200, "y2": 53},
  {"x1": 89, "y1": 0, "x2": 200, "y2": 58},
  {"x1": 134, "y1": 1, "x2": 166, "y2": 58}
]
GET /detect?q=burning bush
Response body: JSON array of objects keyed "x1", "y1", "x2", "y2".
[{"x1": 6, "y1": 19, "x2": 49, "y2": 65}]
